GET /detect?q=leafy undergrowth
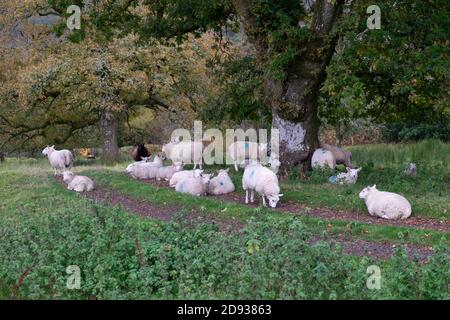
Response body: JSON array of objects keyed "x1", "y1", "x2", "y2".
[{"x1": 0, "y1": 174, "x2": 448, "y2": 299}]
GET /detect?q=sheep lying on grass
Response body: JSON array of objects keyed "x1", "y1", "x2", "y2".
[
  {"x1": 162, "y1": 139, "x2": 203, "y2": 169},
  {"x1": 404, "y1": 163, "x2": 417, "y2": 176},
  {"x1": 126, "y1": 154, "x2": 164, "y2": 180},
  {"x1": 208, "y1": 168, "x2": 235, "y2": 195},
  {"x1": 157, "y1": 163, "x2": 183, "y2": 181},
  {"x1": 311, "y1": 148, "x2": 336, "y2": 170},
  {"x1": 359, "y1": 185, "x2": 412, "y2": 220},
  {"x1": 63, "y1": 171, "x2": 95, "y2": 192},
  {"x1": 321, "y1": 143, "x2": 353, "y2": 168},
  {"x1": 242, "y1": 160, "x2": 283, "y2": 208},
  {"x1": 169, "y1": 169, "x2": 203, "y2": 188},
  {"x1": 175, "y1": 172, "x2": 212, "y2": 196},
  {"x1": 228, "y1": 141, "x2": 268, "y2": 171},
  {"x1": 42, "y1": 145, "x2": 74, "y2": 176},
  {"x1": 329, "y1": 167, "x2": 362, "y2": 184}
]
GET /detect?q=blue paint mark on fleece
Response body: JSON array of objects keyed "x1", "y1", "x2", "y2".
[
  {"x1": 250, "y1": 170, "x2": 255, "y2": 178},
  {"x1": 245, "y1": 142, "x2": 249, "y2": 150},
  {"x1": 179, "y1": 182, "x2": 184, "y2": 192},
  {"x1": 220, "y1": 181, "x2": 224, "y2": 186},
  {"x1": 328, "y1": 176, "x2": 337, "y2": 184}
]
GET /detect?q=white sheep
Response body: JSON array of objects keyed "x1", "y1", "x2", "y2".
[
  {"x1": 359, "y1": 185, "x2": 412, "y2": 220},
  {"x1": 228, "y1": 141, "x2": 268, "y2": 171},
  {"x1": 162, "y1": 139, "x2": 203, "y2": 169},
  {"x1": 156, "y1": 163, "x2": 183, "y2": 181},
  {"x1": 175, "y1": 172, "x2": 212, "y2": 196},
  {"x1": 126, "y1": 154, "x2": 165, "y2": 180},
  {"x1": 63, "y1": 171, "x2": 95, "y2": 192},
  {"x1": 329, "y1": 167, "x2": 362, "y2": 184},
  {"x1": 208, "y1": 168, "x2": 235, "y2": 195},
  {"x1": 311, "y1": 148, "x2": 336, "y2": 170},
  {"x1": 169, "y1": 169, "x2": 203, "y2": 188},
  {"x1": 42, "y1": 145, "x2": 74, "y2": 176},
  {"x1": 242, "y1": 160, "x2": 283, "y2": 208}
]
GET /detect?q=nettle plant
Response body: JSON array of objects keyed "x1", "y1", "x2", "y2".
[{"x1": 0, "y1": 202, "x2": 448, "y2": 299}]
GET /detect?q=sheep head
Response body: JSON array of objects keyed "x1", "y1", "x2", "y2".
[
  {"x1": 63, "y1": 171, "x2": 74, "y2": 183},
  {"x1": 42, "y1": 145, "x2": 55, "y2": 156},
  {"x1": 267, "y1": 194, "x2": 283, "y2": 208},
  {"x1": 359, "y1": 184, "x2": 377, "y2": 199}
]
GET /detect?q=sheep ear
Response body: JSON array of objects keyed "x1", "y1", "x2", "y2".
[
  {"x1": 371, "y1": 184, "x2": 376, "y2": 189},
  {"x1": 357, "y1": 168, "x2": 362, "y2": 172},
  {"x1": 225, "y1": 168, "x2": 229, "y2": 172},
  {"x1": 51, "y1": 145, "x2": 55, "y2": 148},
  {"x1": 278, "y1": 194, "x2": 284, "y2": 197},
  {"x1": 346, "y1": 167, "x2": 351, "y2": 172}
]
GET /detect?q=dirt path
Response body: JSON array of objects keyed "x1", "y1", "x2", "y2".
[
  {"x1": 141, "y1": 178, "x2": 450, "y2": 233},
  {"x1": 55, "y1": 176, "x2": 439, "y2": 261}
]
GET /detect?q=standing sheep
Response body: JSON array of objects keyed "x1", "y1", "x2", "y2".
[
  {"x1": 63, "y1": 171, "x2": 95, "y2": 192},
  {"x1": 242, "y1": 161, "x2": 283, "y2": 208},
  {"x1": 162, "y1": 139, "x2": 203, "y2": 170},
  {"x1": 208, "y1": 168, "x2": 235, "y2": 195},
  {"x1": 169, "y1": 169, "x2": 203, "y2": 188},
  {"x1": 320, "y1": 143, "x2": 353, "y2": 168},
  {"x1": 175, "y1": 172, "x2": 212, "y2": 196},
  {"x1": 359, "y1": 185, "x2": 412, "y2": 220},
  {"x1": 42, "y1": 145, "x2": 74, "y2": 176},
  {"x1": 311, "y1": 148, "x2": 336, "y2": 170},
  {"x1": 228, "y1": 141, "x2": 268, "y2": 171}
]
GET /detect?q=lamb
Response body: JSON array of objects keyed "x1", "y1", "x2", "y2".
[
  {"x1": 175, "y1": 172, "x2": 212, "y2": 196},
  {"x1": 132, "y1": 144, "x2": 150, "y2": 161},
  {"x1": 162, "y1": 139, "x2": 203, "y2": 169},
  {"x1": 242, "y1": 160, "x2": 283, "y2": 208},
  {"x1": 42, "y1": 145, "x2": 74, "y2": 176},
  {"x1": 358, "y1": 185, "x2": 412, "y2": 220},
  {"x1": 156, "y1": 163, "x2": 183, "y2": 181},
  {"x1": 311, "y1": 148, "x2": 336, "y2": 170},
  {"x1": 404, "y1": 163, "x2": 417, "y2": 176},
  {"x1": 63, "y1": 171, "x2": 95, "y2": 192},
  {"x1": 329, "y1": 167, "x2": 362, "y2": 184},
  {"x1": 208, "y1": 168, "x2": 235, "y2": 195},
  {"x1": 228, "y1": 141, "x2": 268, "y2": 171},
  {"x1": 320, "y1": 143, "x2": 353, "y2": 168},
  {"x1": 169, "y1": 169, "x2": 203, "y2": 188}
]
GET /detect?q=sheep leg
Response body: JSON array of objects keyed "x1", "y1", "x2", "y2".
[
  {"x1": 234, "y1": 161, "x2": 238, "y2": 172},
  {"x1": 245, "y1": 190, "x2": 249, "y2": 204},
  {"x1": 250, "y1": 190, "x2": 254, "y2": 203},
  {"x1": 262, "y1": 196, "x2": 267, "y2": 207},
  {"x1": 54, "y1": 168, "x2": 57, "y2": 176}
]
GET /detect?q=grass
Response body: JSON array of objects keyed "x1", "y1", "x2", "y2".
[
  {"x1": 0, "y1": 140, "x2": 449, "y2": 299},
  {"x1": 0, "y1": 170, "x2": 448, "y2": 299},
  {"x1": 86, "y1": 169, "x2": 449, "y2": 247}
]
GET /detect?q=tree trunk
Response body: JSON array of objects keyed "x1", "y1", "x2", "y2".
[
  {"x1": 233, "y1": 0, "x2": 344, "y2": 175},
  {"x1": 100, "y1": 111, "x2": 119, "y2": 163}
]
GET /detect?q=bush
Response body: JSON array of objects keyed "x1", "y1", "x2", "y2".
[
  {"x1": 0, "y1": 202, "x2": 448, "y2": 299},
  {"x1": 382, "y1": 122, "x2": 450, "y2": 142}
]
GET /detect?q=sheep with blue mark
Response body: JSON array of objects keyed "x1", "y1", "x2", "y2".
[
  {"x1": 175, "y1": 171, "x2": 212, "y2": 196},
  {"x1": 242, "y1": 160, "x2": 283, "y2": 208},
  {"x1": 208, "y1": 168, "x2": 235, "y2": 195}
]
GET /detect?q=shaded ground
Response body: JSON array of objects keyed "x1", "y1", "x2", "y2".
[
  {"x1": 55, "y1": 176, "x2": 438, "y2": 261},
  {"x1": 141, "y1": 178, "x2": 450, "y2": 233}
]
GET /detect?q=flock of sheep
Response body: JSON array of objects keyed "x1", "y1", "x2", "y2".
[{"x1": 41, "y1": 139, "x2": 413, "y2": 220}]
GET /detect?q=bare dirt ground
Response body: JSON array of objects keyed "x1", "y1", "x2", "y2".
[{"x1": 55, "y1": 176, "x2": 441, "y2": 261}]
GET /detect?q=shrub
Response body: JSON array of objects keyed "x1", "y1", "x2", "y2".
[{"x1": 0, "y1": 203, "x2": 448, "y2": 300}]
